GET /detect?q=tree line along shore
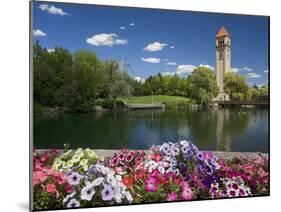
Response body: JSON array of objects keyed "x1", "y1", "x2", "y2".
[{"x1": 33, "y1": 41, "x2": 268, "y2": 116}]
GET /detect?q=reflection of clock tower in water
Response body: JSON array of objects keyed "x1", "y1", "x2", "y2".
[{"x1": 215, "y1": 26, "x2": 230, "y2": 100}]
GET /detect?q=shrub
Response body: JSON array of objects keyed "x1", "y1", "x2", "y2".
[{"x1": 95, "y1": 99, "x2": 125, "y2": 109}]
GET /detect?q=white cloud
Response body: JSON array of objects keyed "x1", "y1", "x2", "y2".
[
  {"x1": 166, "y1": 62, "x2": 177, "y2": 66},
  {"x1": 264, "y1": 69, "x2": 269, "y2": 73},
  {"x1": 86, "y1": 33, "x2": 128, "y2": 46},
  {"x1": 176, "y1": 64, "x2": 196, "y2": 74},
  {"x1": 170, "y1": 46, "x2": 175, "y2": 49},
  {"x1": 246, "y1": 73, "x2": 261, "y2": 78},
  {"x1": 33, "y1": 29, "x2": 46, "y2": 37},
  {"x1": 47, "y1": 48, "x2": 55, "y2": 53},
  {"x1": 243, "y1": 66, "x2": 252, "y2": 72},
  {"x1": 120, "y1": 26, "x2": 126, "y2": 30},
  {"x1": 38, "y1": 4, "x2": 70, "y2": 16},
  {"x1": 134, "y1": 76, "x2": 145, "y2": 83},
  {"x1": 162, "y1": 64, "x2": 209, "y2": 76},
  {"x1": 143, "y1": 42, "x2": 168, "y2": 52},
  {"x1": 199, "y1": 64, "x2": 214, "y2": 70},
  {"x1": 115, "y1": 39, "x2": 128, "y2": 45},
  {"x1": 141, "y1": 57, "x2": 161, "y2": 63},
  {"x1": 129, "y1": 22, "x2": 135, "y2": 26},
  {"x1": 230, "y1": 68, "x2": 239, "y2": 73}
]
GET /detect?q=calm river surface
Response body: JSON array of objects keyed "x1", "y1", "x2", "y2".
[{"x1": 34, "y1": 108, "x2": 268, "y2": 152}]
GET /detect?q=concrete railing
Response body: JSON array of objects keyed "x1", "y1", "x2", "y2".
[{"x1": 35, "y1": 149, "x2": 268, "y2": 159}]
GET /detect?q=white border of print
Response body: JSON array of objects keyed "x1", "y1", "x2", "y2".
[{"x1": 0, "y1": 0, "x2": 279, "y2": 212}]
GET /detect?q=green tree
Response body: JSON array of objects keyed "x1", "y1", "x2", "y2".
[
  {"x1": 259, "y1": 85, "x2": 269, "y2": 96},
  {"x1": 62, "y1": 50, "x2": 102, "y2": 112},
  {"x1": 33, "y1": 41, "x2": 73, "y2": 107},
  {"x1": 224, "y1": 72, "x2": 248, "y2": 100},
  {"x1": 187, "y1": 66, "x2": 219, "y2": 104}
]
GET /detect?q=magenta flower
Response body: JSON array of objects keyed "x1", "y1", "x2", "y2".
[
  {"x1": 126, "y1": 154, "x2": 133, "y2": 162},
  {"x1": 203, "y1": 151, "x2": 213, "y2": 160},
  {"x1": 166, "y1": 192, "x2": 177, "y2": 201},
  {"x1": 110, "y1": 157, "x2": 118, "y2": 166},
  {"x1": 118, "y1": 153, "x2": 125, "y2": 161},
  {"x1": 181, "y1": 188, "x2": 193, "y2": 200},
  {"x1": 145, "y1": 177, "x2": 158, "y2": 192},
  {"x1": 181, "y1": 182, "x2": 193, "y2": 200}
]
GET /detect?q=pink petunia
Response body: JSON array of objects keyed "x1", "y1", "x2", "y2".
[
  {"x1": 166, "y1": 192, "x2": 177, "y2": 201},
  {"x1": 38, "y1": 172, "x2": 48, "y2": 183},
  {"x1": 55, "y1": 175, "x2": 65, "y2": 185},
  {"x1": 115, "y1": 167, "x2": 124, "y2": 174},
  {"x1": 46, "y1": 184, "x2": 57, "y2": 193},
  {"x1": 181, "y1": 188, "x2": 193, "y2": 200},
  {"x1": 66, "y1": 184, "x2": 74, "y2": 193},
  {"x1": 203, "y1": 151, "x2": 213, "y2": 160},
  {"x1": 33, "y1": 175, "x2": 39, "y2": 186}
]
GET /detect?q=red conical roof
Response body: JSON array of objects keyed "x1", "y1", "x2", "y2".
[{"x1": 216, "y1": 26, "x2": 230, "y2": 38}]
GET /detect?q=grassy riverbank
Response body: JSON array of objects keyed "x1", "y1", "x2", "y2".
[
  {"x1": 34, "y1": 95, "x2": 195, "y2": 117},
  {"x1": 119, "y1": 95, "x2": 194, "y2": 104}
]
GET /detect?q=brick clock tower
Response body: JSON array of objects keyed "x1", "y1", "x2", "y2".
[{"x1": 215, "y1": 26, "x2": 230, "y2": 101}]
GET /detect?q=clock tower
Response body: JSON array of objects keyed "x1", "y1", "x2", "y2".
[{"x1": 215, "y1": 26, "x2": 230, "y2": 101}]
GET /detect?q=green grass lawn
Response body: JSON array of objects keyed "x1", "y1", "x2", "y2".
[{"x1": 119, "y1": 95, "x2": 193, "y2": 104}]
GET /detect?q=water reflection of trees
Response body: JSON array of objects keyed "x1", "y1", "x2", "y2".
[
  {"x1": 127, "y1": 109, "x2": 189, "y2": 149},
  {"x1": 34, "y1": 112, "x2": 132, "y2": 149},
  {"x1": 124, "y1": 108, "x2": 251, "y2": 151},
  {"x1": 35, "y1": 108, "x2": 255, "y2": 151},
  {"x1": 186, "y1": 108, "x2": 250, "y2": 151}
]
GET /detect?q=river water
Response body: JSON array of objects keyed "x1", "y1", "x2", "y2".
[{"x1": 34, "y1": 108, "x2": 268, "y2": 152}]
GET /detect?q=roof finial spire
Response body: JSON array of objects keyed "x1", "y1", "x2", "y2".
[{"x1": 216, "y1": 26, "x2": 230, "y2": 38}]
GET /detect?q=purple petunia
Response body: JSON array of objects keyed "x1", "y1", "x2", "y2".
[
  {"x1": 181, "y1": 144, "x2": 189, "y2": 154},
  {"x1": 81, "y1": 183, "x2": 95, "y2": 201},
  {"x1": 101, "y1": 185, "x2": 114, "y2": 201},
  {"x1": 67, "y1": 198, "x2": 80, "y2": 208},
  {"x1": 196, "y1": 152, "x2": 204, "y2": 161},
  {"x1": 160, "y1": 143, "x2": 171, "y2": 155},
  {"x1": 67, "y1": 172, "x2": 82, "y2": 185}
]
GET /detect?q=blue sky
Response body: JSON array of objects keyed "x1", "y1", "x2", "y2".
[{"x1": 32, "y1": 1, "x2": 269, "y2": 86}]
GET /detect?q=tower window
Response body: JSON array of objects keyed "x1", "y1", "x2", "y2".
[{"x1": 218, "y1": 40, "x2": 224, "y2": 46}]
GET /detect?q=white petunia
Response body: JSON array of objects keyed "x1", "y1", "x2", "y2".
[
  {"x1": 157, "y1": 165, "x2": 165, "y2": 174},
  {"x1": 113, "y1": 187, "x2": 122, "y2": 203},
  {"x1": 124, "y1": 191, "x2": 133, "y2": 203},
  {"x1": 92, "y1": 177, "x2": 104, "y2": 187},
  {"x1": 81, "y1": 184, "x2": 95, "y2": 201},
  {"x1": 63, "y1": 191, "x2": 76, "y2": 203},
  {"x1": 64, "y1": 150, "x2": 73, "y2": 156},
  {"x1": 115, "y1": 175, "x2": 122, "y2": 182},
  {"x1": 148, "y1": 166, "x2": 155, "y2": 173},
  {"x1": 52, "y1": 159, "x2": 62, "y2": 169},
  {"x1": 67, "y1": 160, "x2": 74, "y2": 168},
  {"x1": 107, "y1": 174, "x2": 117, "y2": 186},
  {"x1": 180, "y1": 140, "x2": 188, "y2": 146},
  {"x1": 71, "y1": 154, "x2": 81, "y2": 163}
]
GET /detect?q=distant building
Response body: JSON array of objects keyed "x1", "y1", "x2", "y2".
[{"x1": 214, "y1": 26, "x2": 230, "y2": 101}]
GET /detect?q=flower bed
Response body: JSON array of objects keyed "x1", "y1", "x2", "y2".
[{"x1": 32, "y1": 141, "x2": 268, "y2": 210}]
